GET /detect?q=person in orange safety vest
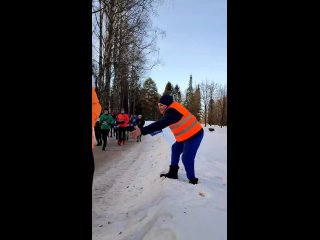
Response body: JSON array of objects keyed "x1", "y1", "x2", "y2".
[
  {"x1": 130, "y1": 95, "x2": 203, "y2": 184},
  {"x1": 92, "y1": 79, "x2": 101, "y2": 186}
]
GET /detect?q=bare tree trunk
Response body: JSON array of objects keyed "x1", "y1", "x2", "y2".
[
  {"x1": 215, "y1": 84, "x2": 227, "y2": 127},
  {"x1": 97, "y1": 0, "x2": 104, "y2": 101},
  {"x1": 204, "y1": 104, "x2": 207, "y2": 127},
  {"x1": 93, "y1": 0, "x2": 162, "y2": 113},
  {"x1": 102, "y1": 0, "x2": 116, "y2": 110}
]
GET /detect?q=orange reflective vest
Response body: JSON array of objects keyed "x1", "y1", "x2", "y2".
[
  {"x1": 92, "y1": 88, "x2": 102, "y2": 149},
  {"x1": 167, "y1": 102, "x2": 202, "y2": 142}
]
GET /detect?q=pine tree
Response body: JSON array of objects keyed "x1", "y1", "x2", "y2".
[
  {"x1": 172, "y1": 84, "x2": 182, "y2": 103},
  {"x1": 191, "y1": 85, "x2": 201, "y2": 121},
  {"x1": 184, "y1": 75, "x2": 193, "y2": 110},
  {"x1": 163, "y1": 82, "x2": 174, "y2": 96},
  {"x1": 207, "y1": 98, "x2": 215, "y2": 125},
  {"x1": 140, "y1": 78, "x2": 160, "y2": 120}
]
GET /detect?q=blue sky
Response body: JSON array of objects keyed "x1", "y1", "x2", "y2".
[{"x1": 145, "y1": 0, "x2": 227, "y2": 94}]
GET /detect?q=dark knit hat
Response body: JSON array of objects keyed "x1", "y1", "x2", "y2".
[{"x1": 159, "y1": 95, "x2": 173, "y2": 106}]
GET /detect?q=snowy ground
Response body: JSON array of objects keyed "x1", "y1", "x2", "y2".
[{"x1": 92, "y1": 122, "x2": 227, "y2": 240}]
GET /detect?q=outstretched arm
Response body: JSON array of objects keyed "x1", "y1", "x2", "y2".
[{"x1": 130, "y1": 108, "x2": 182, "y2": 138}]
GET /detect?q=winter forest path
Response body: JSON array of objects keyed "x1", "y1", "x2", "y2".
[{"x1": 92, "y1": 134, "x2": 169, "y2": 239}]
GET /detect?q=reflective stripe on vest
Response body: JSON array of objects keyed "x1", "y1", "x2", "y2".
[{"x1": 167, "y1": 102, "x2": 202, "y2": 142}]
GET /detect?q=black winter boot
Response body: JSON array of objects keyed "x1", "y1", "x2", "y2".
[
  {"x1": 160, "y1": 165, "x2": 179, "y2": 179},
  {"x1": 189, "y1": 177, "x2": 198, "y2": 184}
]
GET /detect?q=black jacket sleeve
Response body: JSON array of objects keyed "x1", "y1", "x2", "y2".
[{"x1": 140, "y1": 108, "x2": 183, "y2": 135}]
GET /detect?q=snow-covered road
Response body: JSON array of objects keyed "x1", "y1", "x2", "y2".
[{"x1": 92, "y1": 124, "x2": 227, "y2": 240}]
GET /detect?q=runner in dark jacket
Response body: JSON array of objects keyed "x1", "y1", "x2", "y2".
[{"x1": 135, "y1": 114, "x2": 145, "y2": 142}]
